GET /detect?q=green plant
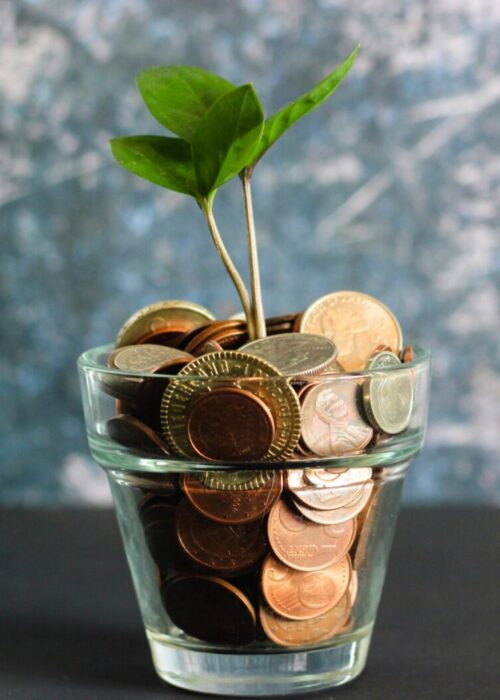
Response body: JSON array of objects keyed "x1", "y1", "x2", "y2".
[{"x1": 110, "y1": 48, "x2": 358, "y2": 339}]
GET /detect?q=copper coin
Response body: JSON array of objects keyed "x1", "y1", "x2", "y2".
[
  {"x1": 300, "y1": 291, "x2": 403, "y2": 371},
  {"x1": 195, "y1": 339, "x2": 224, "y2": 355},
  {"x1": 116, "y1": 300, "x2": 215, "y2": 348},
  {"x1": 267, "y1": 498, "x2": 356, "y2": 571},
  {"x1": 162, "y1": 574, "x2": 256, "y2": 645},
  {"x1": 303, "y1": 468, "x2": 348, "y2": 487},
  {"x1": 184, "y1": 320, "x2": 245, "y2": 354},
  {"x1": 349, "y1": 570, "x2": 358, "y2": 606},
  {"x1": 136, "y1": 328, "x2": 187, "y2": 348},
  {"x1": 292, "y1": 481, "x2": 374, "y2": 525},
  {"x1": 176, "y1": 498, "x2": 267, "y2": 576},
  {"x1": 176, "y1": 322, "x2": 214, "y2": 350},
  {"x1": 261, "y1": 553, "x2": 351, "y2": 620},
  {"x1": 106, "y1": 414, "x2": 170, "y2": 455},
  {"x1": 301, "y1": 381, "x2": 373, "y2": 457},
  {"x1": 287, "y1": 468, "x2": 372, "y2": 511},
  {"x1": 182, "y1": 471, "x2": 283, "y2": 524},
  {"x1": 259, "y1": 592, "x2": 351, "y2": 647},
  {"x1": 186, "y1": 387, "x2": 275, "y2": 462},
  {"x1": 401, "y1": 345, "x2": 414, "y2": 363}
]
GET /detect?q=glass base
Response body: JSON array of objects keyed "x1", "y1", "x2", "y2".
[{"x1": 147, "y1": 626, "x2": 372, "y2": 696}]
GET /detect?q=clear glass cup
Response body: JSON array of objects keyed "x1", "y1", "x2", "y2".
[{"x1": 78, "y1": 344, "x2": 431, "y2": 696}]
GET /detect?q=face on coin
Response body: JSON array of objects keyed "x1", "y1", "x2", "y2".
[
  {"x1": 161, "y1": 575, "x2": 256, "y2": 645},
  {"x1": 301, "y1": 381, "x2": 373, "y2": 457},
  {"x1": 267, "y1": 498, "x2": 356, "y2": 571},
  {"x1": 241, "y1": 333, "x2": 337, "y2": 377},
  {"x1": 363, "y1": 351, "x2": 414, "y2": 434},
  {"x1": 116, "y1": 300, "x2": 215, "y2": 348},
  {"x1": 176, "y1": 498, "x2": 268, "y2": 575},
  {"x1": 259, "y1": 592, "x2": 351, "y2": 647},
  {"x1": 300, "y1": 291, "x2": 402, "y2": 371},
  {"x1": 182, "y1": 471, "x2": 283, "y2": 524},
  {"x1": 261, "y1": 553, "x2": 351, "y2": 620},
  {"x1": 186, "y1": 387, "x2": 275, "y2": 462}
]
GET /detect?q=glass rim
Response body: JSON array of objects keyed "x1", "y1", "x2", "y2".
[{"x1": 78, "y1": 343, "x2": 431, "y2": 381}]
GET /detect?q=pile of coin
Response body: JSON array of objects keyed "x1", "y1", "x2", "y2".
[
  {"x1": 104, "y1": 290, "x2": 416, "y2": 462},
  {"x1": 136, "y1": 465, "x2": 374, "y2": 647},
  {"x1": 103, "y1": 290, "x2": 415, "y2": 648}
]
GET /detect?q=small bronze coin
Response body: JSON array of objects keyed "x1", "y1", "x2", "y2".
[
  {"x1": 186, "y1": 387, "x2": 275, "y2": 462},
  {"x1": 303, "y1": 468, "x2": 348, "y2": 487},
  {"x1": 287, "y1": 468, "x2": 372, "y2": 511},
  {"x1": 161, "y1": 575, "x2": 256, "y2": 645},
  {"x1": 116, "y1": 300, "x2": 215, "y2": 348},
  {"x1": 301, "y1": 381, "x2": 373, "y2": 457},
  {"x1": 184, "y1": 320, "x2": 245, "y2": 355},
  {"x1": 182, "y1": 471, "x2": 283, "y2": 524},
  {"x1": 267, "y1": 498, "x2": 356, "y2": 571},
  {"x1": 176, "y1": 499, "x2": 268, "y2": 576},
  {"x1": 401, "y1": 345, "x2": 414, "y2": 363},
  {"x1": 195, "y1": 339, "x2": 224, "y2": 355},
  {"x1": 259, "y1": 592, "x2": 351, "y2": 648},
  {"x1": 292, "y1": 481, "x2": 374, "y2": 525},
  {"x1": 261, "y1": 553, "x2": 351, "y2": 620},
  {"x1": 136, "y1": 328, "x2": 187, "y2": 347},
  {"x1": 106, "y1": 415, "x2": 170, "y2": 455}
]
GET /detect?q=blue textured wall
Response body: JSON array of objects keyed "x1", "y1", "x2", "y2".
[{"x1": 1, "y1": 0, "x2": 499, "y2": 504}]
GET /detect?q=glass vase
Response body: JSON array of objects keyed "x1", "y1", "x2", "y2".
[{"x1": 78, "y1": 344, "x2": 430, "y2": 695}]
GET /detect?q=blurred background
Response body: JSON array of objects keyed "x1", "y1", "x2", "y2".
[{"x1": 1, "y1": 0, "x2": 499, "y2": 505}]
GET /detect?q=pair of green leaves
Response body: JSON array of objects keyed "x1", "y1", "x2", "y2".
[{"x1": 110, "y1": 47, "x2": 358, "y2": 203}]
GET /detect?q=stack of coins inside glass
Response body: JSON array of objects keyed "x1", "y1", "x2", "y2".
[{"x1": 103, "y1": 291, "x2": 416, "y2": 647}]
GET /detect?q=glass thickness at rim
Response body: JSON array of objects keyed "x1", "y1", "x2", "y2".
[{"x1": 78, "y1": 344, "x2": 431, "y2": 380}]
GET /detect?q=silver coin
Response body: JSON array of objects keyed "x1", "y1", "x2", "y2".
[
  {"x1": 363, "y1": 351, "x2": 414, "y2": 434},
  {"x1": 241, "y1": 333, "x2": 338, "y2": 377}
]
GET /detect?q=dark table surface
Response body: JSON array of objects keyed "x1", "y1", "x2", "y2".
[{"x1": 1, "y1": 507, "x2": 498, "y2": 700}]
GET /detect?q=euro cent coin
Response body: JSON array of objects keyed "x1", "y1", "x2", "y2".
[
  {"x1": 261, "y1": 553, "x2": 351, "y2": 620},
  {"x1": 299, "y1": 291, "x2": 403, "y2": 371},
  {"x1": 175, "y1": 498, "x2": 267, "y2": 576},
  {"x1": 181, "y1": 471, "x2": 283, "y2": 524},
  {"x1": 267, "y1": 498, "x2": 356, "y2": 571},
  {"x1": 186, "y1": 387, "x2": 275, "y2": 462},
  {"x1": 363, "y1": 351, "x2": 414, "y2": 434},
  {"x1": 259, "y1": 592, "x2": 351, "y2": 647},
  {"x1": 116, "y1": 300, "x2": 215, "y2": 348}
]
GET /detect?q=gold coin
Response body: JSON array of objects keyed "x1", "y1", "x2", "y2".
[
  {"x1": 363, "y1": 351, "x2": 414, "y2": 434},
  {"x1": 161, "y1": 351, "x2": 301, "y2": 462},
  {"x1": 300, "y1": 291, "x2": 403, "y2": 371},
  {"x1": 199, "y1": 470, "x2": 274, "y2": 491},
  {"x1": 116, "y1": 300, "x2": 215, "y2": 347},
  {"x1": 241, "y1": 333, "x2": 337, "y2": 377}
]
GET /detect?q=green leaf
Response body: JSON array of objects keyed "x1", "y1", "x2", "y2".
[
  {"x1": 136, "y1": 66, "x2": 236, "y2": 142},
  {"x1": 110, "y1": 135, "x2": 199, "y2": 197},
  {"x1": 192, "y1": 84, "x2": 264, "y2": 196},
  {"x1": 249, "y1": 47, "x2": 359, "y2": 167}
]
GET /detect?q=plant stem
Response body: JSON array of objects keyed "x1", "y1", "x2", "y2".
[
  {"x1": 241, "y1": 170, "x2": 266, "y2": 339},
  {"x1": 201, "y1": 199, "x2": 254, "y2": 337}
]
